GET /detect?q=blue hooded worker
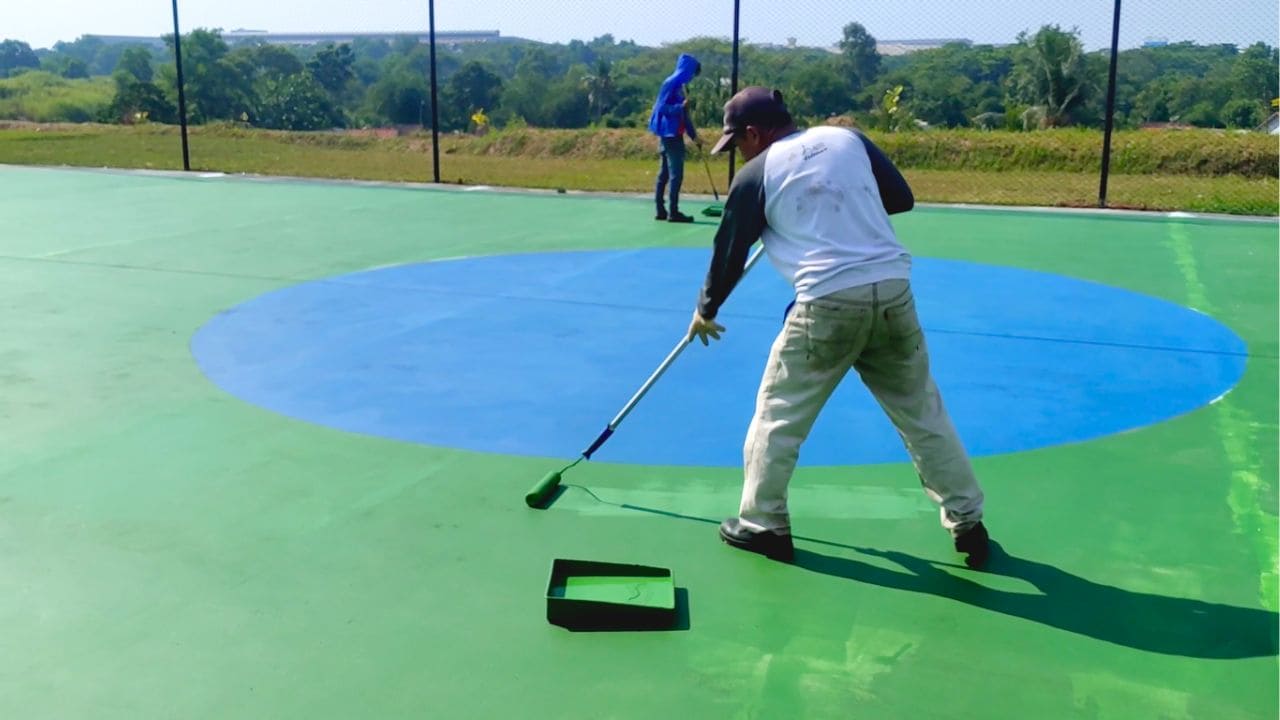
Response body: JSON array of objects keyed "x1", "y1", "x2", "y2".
[{"x1": 648, "y1": 53, "x2": 702, "y2": 223}]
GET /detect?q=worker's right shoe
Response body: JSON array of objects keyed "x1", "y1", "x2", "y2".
[
  {"x1": 719, "y1": 518, "x2": 794, "y2": 562},
  {"x1": 655, "y1": 207, "x2": 668, "y2": 220},
  {"x1": 667, "y1": 210, "x2": 695, "y2": 223}
]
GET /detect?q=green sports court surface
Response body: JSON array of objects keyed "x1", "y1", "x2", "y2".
[{"x1": 1, "y1": 164, "x2": 1276, "y2": 718}]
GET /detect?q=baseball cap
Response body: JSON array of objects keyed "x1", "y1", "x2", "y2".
[{"x1": 709, "y1": 86, "x2": 793, "y2": 154}]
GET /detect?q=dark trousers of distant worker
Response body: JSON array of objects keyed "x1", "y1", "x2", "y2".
[{"x1": 655, "y1": 137, "x2": 686, "y2": 214}]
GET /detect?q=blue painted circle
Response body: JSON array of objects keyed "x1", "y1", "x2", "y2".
[{"x1": 192, "y1": 249, "x2": 1247, "y2": 466}]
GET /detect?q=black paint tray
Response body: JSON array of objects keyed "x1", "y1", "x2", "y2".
[{"x1": 545, "y1": 559, "x2": 676, "y2": 630}]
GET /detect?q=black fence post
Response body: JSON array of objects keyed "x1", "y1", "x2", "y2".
[
  {"x1": 170, "y1": 0, "x2": 191, "y2": 171},
  {"x1": 428, "y1": 0, "x2": 441, "y2": 183},
  {"x1": 728, "y1": 0, "x2": 741, "y2": 183},
  {"x1": 1099, "y1": 0, "x2": 1122, "y2": 207}
]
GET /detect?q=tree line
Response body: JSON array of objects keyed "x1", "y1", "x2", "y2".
[{"x1": 1, "y1": 24, "x2": 1275, "y2": 132}]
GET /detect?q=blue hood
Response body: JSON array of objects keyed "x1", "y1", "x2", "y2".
[
  {"x1": 666, "y1": 53, "x2": 701, "y2": 90},
  {"x1": 648, "y1": 54, "x2": 701, "y2": 137}
]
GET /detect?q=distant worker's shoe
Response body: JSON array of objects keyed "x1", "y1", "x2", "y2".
[
  {"x1": 719, "y1": 518, "x2": 794, "y2": 562},
  {"x1": 667, "y1": 210, "x2": 695, "y2": 223}
]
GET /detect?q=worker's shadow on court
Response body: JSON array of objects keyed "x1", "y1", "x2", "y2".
[
  {"x1": 791, "y1": 541, "x2": 1278, "y2": 660},
  {"x1": 613, "y1": 501, "x2": 1277, "y2": 659}
]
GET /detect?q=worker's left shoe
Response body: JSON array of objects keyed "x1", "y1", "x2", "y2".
[
  {"x1": 667, "y1": 210, "x2": 695, "y2": 223},
  {"x1": 954, "y1": 521, "x2": 990, "y2": 569},
  {"x1": 719, "y1": 518, "x2": 794, "y2": 562}
]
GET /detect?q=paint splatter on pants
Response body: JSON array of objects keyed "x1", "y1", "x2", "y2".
[{"x1": 738, "y1": 278, "x2": 985, "y2": 537}]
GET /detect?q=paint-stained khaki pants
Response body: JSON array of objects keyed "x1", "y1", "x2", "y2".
[{"x1": 739, "y1": 279, "x2": 985, "y2": 537}]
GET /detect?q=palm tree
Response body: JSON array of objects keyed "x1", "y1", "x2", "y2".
[
  {"x1": 1012, "y1": 25, "x2": 1094, "y2": 128},
  {"x1": 580, "y1": 60, "x2": 617, "y2": 123}
]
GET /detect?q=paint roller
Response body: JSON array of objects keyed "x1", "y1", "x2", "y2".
[{"x1": 524, "y1": 246, "x2": 765, "y2": 509}]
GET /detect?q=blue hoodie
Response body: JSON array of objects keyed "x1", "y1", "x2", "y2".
[{"x1": 648, "y1": 53, "x2": 700, "y2": 139}]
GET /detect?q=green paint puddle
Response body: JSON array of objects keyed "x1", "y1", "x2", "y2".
[{"x1": 551, "y1": 576, "x2": 674, "y2": 609}]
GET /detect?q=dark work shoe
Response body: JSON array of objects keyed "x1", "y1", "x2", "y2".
[
  {"x1": 655, "y1": 207, "x2": 668, "y2": 221},
  {"x1": 667, "y1": 210, "x2": 695, "y2": 223},
  {"x1": 954, "y1": 521, "x2": 990, "y2": 569},
  {"x1": 719, "y1": 518, "x2": 794, "y2": 562}
]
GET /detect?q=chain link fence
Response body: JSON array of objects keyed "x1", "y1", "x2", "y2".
[
  {"x1": 2, "y1": 1, "x2": 1276, "y2": 212},
  {"x1": 1105, "y1": 0, "x2": 1279, "y2": 212},
  {"x1": 739, "y1": 0, "x2": 1114, "y2": 207}
]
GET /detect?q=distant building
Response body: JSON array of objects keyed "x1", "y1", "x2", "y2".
[
  {"x1": 85, "y1": 29, "x2": 502, "y2": 48},
  {"x1": 1142, "y1": 37, "x2": 1169, "y2": 48},
  {"x1": 83, "y1": 35, "x2": 168, "y2": 49},
  {"x1": 1261, "y1": 112, "x2": 1279, "y2": 135},
  {"x1": 752, "y1": 37, "x2": 803, "y2": 51},
  {"x1": 224, "y1": 29, "x2": 501, "y2": 47},
  {"x1": 873, "y1": 38, "x2": 972, "y2": 56}
]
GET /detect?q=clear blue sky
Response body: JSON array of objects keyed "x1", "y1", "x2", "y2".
[{"x1": 9, "y1": 0, "x2": 1278, "y2": 51}]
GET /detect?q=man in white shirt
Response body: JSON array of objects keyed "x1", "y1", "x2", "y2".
[{"x1": 688, "y1": 87, "x2": 989, "y2": 568}]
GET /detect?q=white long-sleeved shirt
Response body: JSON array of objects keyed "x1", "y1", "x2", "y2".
[{"x1": 697, "y1": 126, "x2": 915, "y2": 318}]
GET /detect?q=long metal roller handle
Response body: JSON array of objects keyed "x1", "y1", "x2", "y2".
[{"x1": 581, "y1": 245, "x2": 767, "y2": 458}]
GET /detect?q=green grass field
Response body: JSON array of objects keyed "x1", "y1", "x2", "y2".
[
  {"x1": 1, "y1": 122, "x2": 1276, "y2": 215},
  {"x1": 0, "y1": 73, "x2": 114, "y2": 124}
]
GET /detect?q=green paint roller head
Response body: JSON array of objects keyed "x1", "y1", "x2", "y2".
[
  {"x1": 525, "y1": 435, "x2": 601, "y2": 509},
  {"x1": 525, "y1": 470, "x2": 563, "y2": 508}
]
